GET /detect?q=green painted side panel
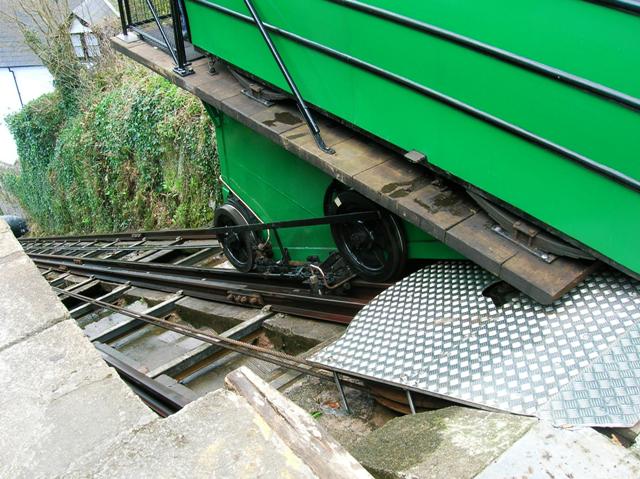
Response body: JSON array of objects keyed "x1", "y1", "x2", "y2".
[
  {"x1": 185, "y1": 0, "x2": 640, "y2": 276},
  {"x1": 213, "y1": 108, "x2": 460, "y2": 261}
]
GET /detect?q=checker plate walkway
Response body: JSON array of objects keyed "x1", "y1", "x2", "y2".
[{"x1": 311, "y1": 262, "x2": 640, "y2": 427}]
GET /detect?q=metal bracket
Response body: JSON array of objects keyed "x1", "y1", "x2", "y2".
[
  {"x1": 243, "y1": 0, "x2": 335, "y2": 154},
  {"x1": 468, "y1": 190, "x2": 594, "y2": 261},
  {"x1": 405, "y1": 390, "x2": 416, "y2": 415},
  {"x1": 241, "y1": 88, "x2": 275, "y2": 107},
  {"x1": 404, "y1": 150, "x2": 427, "y2": 165},
  {"x1": 229, "y1": 68, "x2": 286, "y2": 107},
  {"x1": 333, "y1": 372, "x2": 351, "y2": 414},
  {"x1": 492, "y1": 225, "x2": 557, "y2": 264}
]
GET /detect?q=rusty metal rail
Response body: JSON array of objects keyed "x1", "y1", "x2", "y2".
[{"x1": 32, "y1": 252, "x2": 379, "y2": 324}]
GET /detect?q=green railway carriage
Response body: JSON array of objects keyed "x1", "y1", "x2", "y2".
[
  {"x1": 182, "y1": 0, "x2": 640, "y2": 280},
  {"x1": 210, "y1": 105, "x2": 461, "y2": 269}
]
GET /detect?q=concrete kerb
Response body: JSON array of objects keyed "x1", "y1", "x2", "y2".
[{"x1": 0, "y1": 221, "x2": 69, "y2": 351}]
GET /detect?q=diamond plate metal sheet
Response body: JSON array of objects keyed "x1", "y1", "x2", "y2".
[
  {"x1": 538, "y1": 323, "x2": 640, "y2": 427},
  {"x1": 311, "y1": 261, "x2": 640, "y2": 426}
]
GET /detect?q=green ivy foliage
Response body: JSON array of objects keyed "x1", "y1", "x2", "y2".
[{"x1": 2, "y1": 66, "x2": 220, "y2": 235}]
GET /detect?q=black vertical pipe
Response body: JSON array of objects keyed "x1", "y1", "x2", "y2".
[
  {"x1": 169, "y1": 0, "x2": 193, "y2": 75},
  {"x1": 123, "y1": 0, "x2": 133, "y2": 30},
  {"x1": 117, "y1": 0, "x2": 129, "y2": 36}
]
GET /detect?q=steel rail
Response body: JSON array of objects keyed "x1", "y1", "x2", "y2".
[
  {"x1": 29, "y1": 243, "x2": 223, "y2": 253},
  {"x1": 97, "y1": 344, "x2": 192, "y2": 416},
  {"x1": 189, "y1": 0, "x2": 640, "y2": 194},
  {"x1": 54, "y1": 287, "x2": 368, "y2": 392},
  {"x1": 33, "y1": 253, "x2": 378, "y2": 323},
  {"x1": 19, "y1": 211, "x2": 379, "y2": 243},
  {"x1": 29, "y1": 246, "x2": 387, "y2": 295}
]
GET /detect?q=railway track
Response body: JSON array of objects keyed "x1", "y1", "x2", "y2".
[
  {"x1": 24, "y1": 230, "x2": 436, "y2": 416},
  {"x1": 22, "y1": 224, "x2": 386, "y2": 324}
]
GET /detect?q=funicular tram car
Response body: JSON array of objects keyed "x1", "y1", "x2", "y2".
[
  {"x1": 116, "y1": 0, "x2": 640, "y2": 302},
  {"x1": 90, "y1": 0, "x2": 640, "y2": 427}
]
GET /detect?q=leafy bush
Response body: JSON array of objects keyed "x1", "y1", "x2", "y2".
[{"x1": 2, "y1": 65, "x2": 220, "y2": 235}]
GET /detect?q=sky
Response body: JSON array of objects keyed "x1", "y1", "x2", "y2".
[{"x1": 0, "y1": 66, "x2": 54, "y2": 165}]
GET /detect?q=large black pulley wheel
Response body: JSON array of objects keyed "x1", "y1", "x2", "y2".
[
  {"x1": 214, "y1": 199, "x2": 258, "y2": 272},
  {"x1": 325, "y1": 188, "x2": 407, "y2": 282}
]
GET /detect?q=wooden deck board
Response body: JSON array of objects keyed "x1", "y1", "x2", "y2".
[{"x1": 111, "y1": 36, "x2": 599, "y2": 304}]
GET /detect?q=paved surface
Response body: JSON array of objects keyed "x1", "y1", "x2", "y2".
[
  {"x1": 351, "y1": 406, "x2": 640, "y2": 479},
  {"x1": 477, "y1": 421, "x2": 640, "y2": 479},
  {"x1": 0, "y1": 320, "x2": 156, "y2": 477},
  {"x1": 64, "y1": 388, "x2": 318, "y2": 479}
]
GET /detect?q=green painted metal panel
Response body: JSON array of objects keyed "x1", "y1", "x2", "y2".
[
  {"x1": 186, "y1": 0, "x2": 640, "y2": 276},
  {"x1": 212, "y1": 107, "x2": 460, "y2": 261}
]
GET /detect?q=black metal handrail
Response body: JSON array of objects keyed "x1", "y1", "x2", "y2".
[{"x1": 117, "y1": 0, "x2": 193, "y2": 76}]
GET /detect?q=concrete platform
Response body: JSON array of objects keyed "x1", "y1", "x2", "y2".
[
  {"x1": 0, "y1": 320, "x2": 156, "y2": 477},
  {"x1": 0, "y1": 220, "x2": 156, "y2": 477},
  {"x1": 64, "y1": 388, "x2": 319, "y2": 478},
  {"x1": 64, "y1": 368, "x2": 371, "y2": 478}
]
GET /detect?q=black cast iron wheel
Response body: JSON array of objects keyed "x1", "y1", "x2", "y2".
[
  {"x1": 213, "y1": 197, "x2": 258, "y2": 272},
  {"x1": 325, "y1": 186, "x2": 407, "y2": 282}
]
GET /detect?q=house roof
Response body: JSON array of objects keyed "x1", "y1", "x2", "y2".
[
  {"x1": 0, "y1": 0, "x2": 42, "y2": 67},
  {"x1": 72, "y1": 0, "x2": 117, "y2": 26},
  {"x1": 0, "y1": 0, "x2": 112, "y2": 68}
]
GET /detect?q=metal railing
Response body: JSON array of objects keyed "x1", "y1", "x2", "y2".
[{"x1": 117, "y1": 0, "x2": 194, "y2": 76}]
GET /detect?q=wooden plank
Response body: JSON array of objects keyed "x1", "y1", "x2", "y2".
[
  {"x1": 283, "y1": 116, "x2": 353, "y2": 152},
  {"x1": 222, "y1": 92, "x2": 268, "y2": 118},
  {"x1": 501, "y1": 251, "x2": 598, "y2": 304},
  {"x1": 250, "y1": 103, "x2": 305, "y2": 137},
  {"x1": 445, "y1": 212, "x2": 519, "y2": 275},
  {"x1": 226, "y1": 367, "x2": 373, "y2": 479},
  {"x1": 396, "y1": 182, "x2": 476, "y2": 241},
  {"x1": 193, "y1": 74, "x2": 242, "y2": 105}
]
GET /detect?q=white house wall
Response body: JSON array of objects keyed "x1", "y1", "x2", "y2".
[{"x1": 0, "y1": 66, "x2": 54, "y2": 165}]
